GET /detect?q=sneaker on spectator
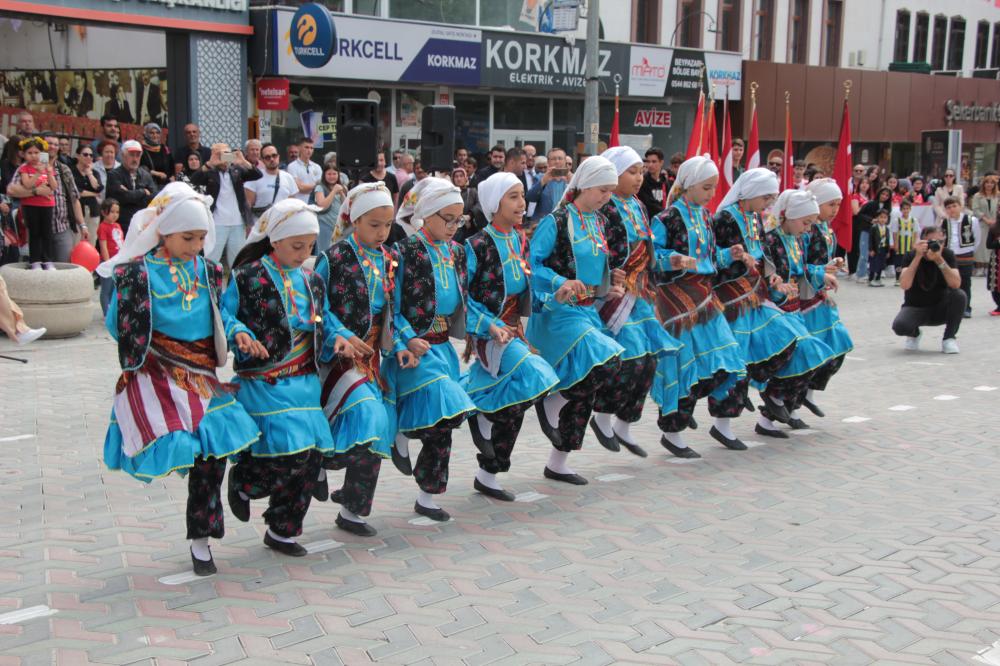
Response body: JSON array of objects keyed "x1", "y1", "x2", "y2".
[
  {"x1": 16, "y1": 327, "x2": 46, "y2": 346},
  {"x1": 904, "y1": 332, "x2": 921, "y2": 351},
  {"x1": 42, "y1": 262, "x2": 56, "y2": 271},
  {"x1": 942, "y1": 338, "x2": 960, "y2": 354},
  {"x1": 990, "y1": 309, "x2": 1000, "y2": 316},
  {"x1": 29, "y1": 262, "x2": 42, "y2": 270}
]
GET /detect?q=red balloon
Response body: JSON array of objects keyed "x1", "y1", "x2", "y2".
[{"x1": 70, "y1": 241, "x2": 100, "y2": 273}]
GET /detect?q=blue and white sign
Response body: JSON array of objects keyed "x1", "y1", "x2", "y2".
[
  {"x1": 275, "y1": 9, "x2": 481, "y2": 85},
  {"x1": 289, "y1": 3, "x2": 336, "y2": 69}
]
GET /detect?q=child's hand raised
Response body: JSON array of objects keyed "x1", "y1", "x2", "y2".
[{"x1": 235, "y1": 332, "x2": 269, "y2": 359}]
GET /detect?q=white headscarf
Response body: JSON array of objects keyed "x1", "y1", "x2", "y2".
[
  {"x1": 564, "y1": 155, "x2": 618, "y2": 204},
  {"x1": 806, "y1": 178, "x2": 843, "y2": 205},
  {"x1": 773, "y1": 189, "x2": 819, "y2": 220},
  {"x1": 601, "y1": 146, "x2": 643, "y2": 176},
  {"x1": 477, "y1": 172, "x2": 522, "y2": 222},
  {"x1": 96, "y1": 181, "x2": 214, "y2": 278},
  {"x1": 332, "y1": 182, "x2": 394, "y2": 243},
  {"x1": 674, "y1": 155, "x2": 719, "y2": 191},
  {"x1": 395, "y1": 177, "x2": 463, "y2": 232},
  {"x1": 718, "y1": 167, "x2": 779, "y2": 210},
  {"x1": 245, "y1": 197, "x2": 320, "y2": 245}
]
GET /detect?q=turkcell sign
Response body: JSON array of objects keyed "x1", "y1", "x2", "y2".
[{"x1": 275, "y1": 9, "x2": 481, "y2": 85}]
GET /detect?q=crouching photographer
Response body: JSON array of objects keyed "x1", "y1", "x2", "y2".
[{"x1": 891, "y1": 226, "x2": 965, "y2": 354}]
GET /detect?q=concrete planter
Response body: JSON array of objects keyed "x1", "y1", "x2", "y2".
[{"x1": 0, "y1": 262, "x2": 95, "y2": 339}]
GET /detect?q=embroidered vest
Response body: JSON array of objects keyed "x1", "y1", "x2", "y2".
[
  {"x1": 321, "y1": 240, "x2": 395, "y2": 354},
  {"x1": 599, "y1": 200, "x2": 633, "y2": 271},
  {"x1": 396, "y1": 233, "x2": 467, "y2": 339},
  {"x1": 538, "y1": 206, "x2": 611, "y2": 310},
  {"x1": 113, "y1": 255, "x2": 226, "y2": 372},
  {"x1": 466, "y1": 230, "x2": 531, "y2": 321},
  {"x1": 231, "y1": 259, "x2": 326, "y2": 373}
]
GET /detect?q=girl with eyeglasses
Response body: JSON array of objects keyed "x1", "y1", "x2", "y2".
[{"x1": 933, "y1": 170, "x2": 965, "y2": 223}]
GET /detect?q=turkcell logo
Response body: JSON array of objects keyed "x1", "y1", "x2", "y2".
[{"x1": 290, "y1": 3, "x2": 335, "y2": 68}]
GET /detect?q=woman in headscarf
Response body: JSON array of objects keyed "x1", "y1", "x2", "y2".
[
  {"x1": 462, "y1": 173, "x2": 559, "y2": 501},
  {"x1": 527, "y1": 155, "x2": 625, "y2": 485},
  {"x1": 99, "y1": 181, "x2": 260, "y2": 576},
  {"x1": 593, "y1": 146, "x2": 686, "y2": 457},
  {"x1": 451, "y1": 166, "x2": 483, "y2": 243},
  {"x1": 384, "y1": 177, "x2": 477, "y2": 522},
  {"x1": 223, "y1": 198, "x2": 334, "y2": 558},
  {"x1": 711, "y1": 168, "x2": 805, "y2": 433},
  {"x1": 650, "y1": 155, "x2": 746, "y2": 458},
  {"x1": 139, "y1": 122, "x2": 172, "y2": 188},
  {"x1": 311, "y1": 182, "x2": 397, "y2": 538}
]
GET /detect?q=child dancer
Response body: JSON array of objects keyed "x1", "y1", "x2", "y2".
[
  {"x1": 801, "y1": 179, "x2": 854, "y2": 418},
  {"x1": 527, "y1": 156, "x2": 625, "y2": 484},
  {"x1": 224, "y1": 198, "x2": 333, "y2": 557},
  {"x1": 314, "y1": 182, "x2": 397, "y2": 537},
  {"x1": 712, "y1": 168, "x2": 803, "y2": 436},
  {"x1": 651, "y1": 155, "x2": 746, "y2": 458},
  {"x1": 384, "y1": 177, "x2": 477, "y2": 522},
  {"x1": 98, "y1": 182, "x2": 260, "y2": 576},
  {"x1": 593, "y1": 146, "x2": 684, "y2": 457},
  {"x1": 463, "y1": 172, "x2": 559, "y2": 501}
]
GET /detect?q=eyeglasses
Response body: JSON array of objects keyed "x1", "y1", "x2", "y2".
[
  {"x1": 853, "y1": 168, "x2": 864, "y2": 173},
  {"x1": 79, "y1": 152, "x2": 93, "y2": 157},
  {"x1": 263, "y1": 154, "x2": 279, "y2": 160},
  {"x1": 768, "y1": 162, "x2": 782, "y2": 168},
  {"x1": 945, "y1": 173, "x2": 955, "y2": 178},
  {"x1": 433, "y1": 213, "x2": 462, "y2": 229}
]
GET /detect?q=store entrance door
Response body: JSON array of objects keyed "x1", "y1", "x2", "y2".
[{"x1": 491, "y1": 131, "x2": 549, "y2": 157}]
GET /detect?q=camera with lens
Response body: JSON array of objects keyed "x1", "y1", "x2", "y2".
[{"x1": 927, "y1": 240, "x2": 941, "y2": 253}]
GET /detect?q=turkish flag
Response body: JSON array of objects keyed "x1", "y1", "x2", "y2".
[
  {"x1": 781, "y1": 103, "x2": 794, "y2": 190},
  {"x1": 685, "y1": 90, "x2": 705, "y2": 159},
  {"x1": 712, "y1": 98, "x2": 733, "y2": 212},
  {"x1": 746, "y1": 101, "x2": 760, "y2": 170},
  {"x1": 832, "y1": 99, "x2": 853, "y2": 252}
]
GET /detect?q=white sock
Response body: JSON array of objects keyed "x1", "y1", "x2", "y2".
[
  {"x1": 238, "y1": 491, "x2": 249, "y2": 501},
  {"x1": 267, "y1": 529, "x2": 294, "y2": 544},
  {"x1": 475, "y1": 468, "x2": 503, "y2": 490},
  {"x1": 417, "y1": 490, "x2": 440, "y2": 510},
  {"x1": 592, "y1": 411, "x2": 613, "y2": 436},
  {"x1": 476, "y1": 413, "x2": 494, "y2": 440},
  {"x1": 338, "y1": 507, "x2": 364, "y2": 524},
  {"x1": 662, "y1": 430, "x2": 687, "y2": 448},
  {"x1": 758, "y1": 414, "x2": 777, "y2": 430},
  {"x1": 394, "y1": 433, "x2": 410, "y2": 458},
  {"x1": 714, "y1": 417, "x2": 734, "y2": 439},
  {"x1": 317, "y1": 468, "x2": 327, "y2": 482},
  {"x1": 789, "y1": 408, "x2": 801, "y2": 420},
  {"x1": 806, "y1": 389, "x2": 817, "y2": 403},
  {"x1": 612, "y1": 418, "x2": 637, "y2": 445},
  {"x1": 190, "y1": 537, "x2": 211, "y2": 561},
  {"x1": 547, "y1": 449, "x2": 574, "y2": 474},
  {"x1": 543, "y1": 392, "x2": 569, "y2": 425}
]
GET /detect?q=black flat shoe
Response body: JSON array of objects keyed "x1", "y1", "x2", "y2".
[
  {"x1": 761, "y1": 395, "x2": 790, "y2": 423},
  {"x1": 311, "y1": 471, "x2": 329, "y2": 502},
  {"x1": 263, "y1": 532, "x2": 308, "y2": 557},
  {"x1": 588, "y1": 416, "x2": 620, "y2": 452},
  {"x1": 659, "y1": 436, "x2": 702, "y2": 458},
  {"x1": 543, "y1": 466, "x2": 589, "y2": 485},
  {"x1": 754, "y1": 423, "x2": 788, "y2": 439},
  {"x1": 535, "y1": 402, "x2": 562, "y2": 448},
  {"x1": 688, "y1": 416, "x2": 698, "y2": 430},
  {"x1": 802, "y1": 398, "x2": 825, "y2": 418},
  {"x1": 227, "y1": 471, "x2": 250, "y2": 522},
  {"x1": 468, "y1": 416, "x2": 496, "y2": 459},
  {"x1": 336, "y1": 514, "x2": 377, "y2": 537},
  {"x1": 742, "y1": 395, "x2": 756, "y2": 412},
  {"x1": 788, "y1": 418, "x2": 810, "y2": 430},
  {"x1": 474, "y1": 478, "x2": 516, "y2": 501},
  {"x1": 391, "y1": 443, "x2": 413, "y2": 476},
  {"x1": 413, "y1": 501, "x2": 450, "y2": 522},
  {"x1": 710, "y1": 426, "x2": 747, "y2": 451},
  {"x1": 621, "y1": 441, "x2": 648, "y2": 458},
  {"x1": 190, "y1": 548, "x2": 217, "y2": 576},
  {"x1": 330, "y1": 488, "x2": 343, "y2": 504}
]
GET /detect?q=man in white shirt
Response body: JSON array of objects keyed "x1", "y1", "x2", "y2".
[
  {"x1": 286, "y1": 136, "x2": 322, "y2": 203},
  {"x1": 244, "y1": 142, "x2": 298, "y2": 224},
  {"x1": 190, "y1": 143, "x2": 262, "y2": 267}
]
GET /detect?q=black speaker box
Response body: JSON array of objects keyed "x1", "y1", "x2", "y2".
[
  {"x1": 420, "y1": 105, "x2": 455, "y2": 173},
  {"x1": 336, "y1": 98, "x2": 379, "y2": 171}
]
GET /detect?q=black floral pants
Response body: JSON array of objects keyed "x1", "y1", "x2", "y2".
[
  {"x1": 406, "y1": 414, "x2": 465, "y2": 495},
  {"x1": 478, "y1": 400, "x2": 533, "y2": 475},
  {"x1": 657, "y1": 369, "x2": 729, "y2": 433},
  {"x1": 809, "y1": 354, "x2": 845, "y2": 391},
  {"x1": 592, "y1": 354, "x2": 656, "y2": 423},
  {"x1": 322, "y1": 446, "x2": 382, "y2": 517},
  {"x1": 186, "y1": 456, "x2": 228, "y2": 540},
  {"x1": 230, "y1": 450, "x2": 317, "y2": 538},
  {"x1": 555, "y1": 356, "x2": 621, "y2": 452},
  {"x1": 710, "y1": 341, "x2": 797, "y2": 418},
  {"x1": 765, "y1": 372, "x2": 814, "y2": 410}
]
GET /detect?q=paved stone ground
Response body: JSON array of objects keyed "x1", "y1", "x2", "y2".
[{"x1": 2, "y1": 274, "x2": 1000, "y2": 665}]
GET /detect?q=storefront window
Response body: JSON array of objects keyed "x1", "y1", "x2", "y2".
[
  {"x1": 480, "y1": 0, "x2": 537, "y2": 29},
  {"x1": 275, "y1": 84, "x2": 392, "y2": 159},
  {"x1": 353, "y1": 0, "x2": 378, "y2": 15},
  {"x1": 494, "y1": 96, "x2": 549, "y2": 130},
  {"x1": 395, "y1": 90, "x2": 435, "y2": 127},
  {"x1": 390, "y1": 0, "x2": 475, "y2": 26},
  {"x1": 454, "y1": 93, "x2": 491, "y2": 155}
]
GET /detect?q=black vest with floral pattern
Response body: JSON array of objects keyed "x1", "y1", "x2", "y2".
[
  {"x1": 466, "y1": 230, "x2": 531, "y2": 320},
  {"x1": 320, "y1": 240, "x2": 396, "y2": 353},
  {"x1": 396, "y1": 233, "x2": 467, "y2": 338}
]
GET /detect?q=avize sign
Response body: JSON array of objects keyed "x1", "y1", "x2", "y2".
[
  {"x1": 480, "y1": 31, "x2": 628, "y2": 93},
  {"x1": 633, "y1": 108, "x2": 671, "y2": 128}
]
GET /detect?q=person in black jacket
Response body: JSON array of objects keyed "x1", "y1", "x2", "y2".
[
  {"x1": 190, "y1": 143, "x2": 262, "y2": 267},
  {"x1": 867, "y1": 209, "x2": 891, "y2": 286},
  {"x1": 105, "y1": 140, "x2": 156, "y2": 234}
]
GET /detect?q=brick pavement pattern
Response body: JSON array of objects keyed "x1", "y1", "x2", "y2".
[{"x1": 2, "y1": 278, "x2": 1000, "y2": 664}]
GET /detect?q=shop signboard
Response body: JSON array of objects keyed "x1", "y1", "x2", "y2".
[
  {"x1": 256, "y1": 78, "x2": 290, "y2": 111},
  {"x1": 627, "y1": 46, "x2": 741, "y2": 100},
  {"x1": 24, "y1": 0, "x2": 249, "y2": 32},
  {"x1": 275, "y1": 8, "x2": 481, "y2": 86}
]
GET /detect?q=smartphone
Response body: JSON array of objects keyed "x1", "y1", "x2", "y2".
[
  {"x1": 550, "y1": 167, "x2": 568, "y2": 177},
  {"x1": 39, "y1": 152, "x2": 49, "y2": 165},
  {"x1": 221, "y1": 151, "x2": 235, "y2": 165}
]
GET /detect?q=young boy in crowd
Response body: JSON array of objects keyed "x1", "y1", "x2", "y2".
[
  {"x1": 868, "y1": 208, "x2": 891, "y2": 287},
  {"x1": 891, "y1": 200, "x2": 918, "y2": 286},
  {"x1": 96, "y1": 197, "x2": 122, "y2": 315}
]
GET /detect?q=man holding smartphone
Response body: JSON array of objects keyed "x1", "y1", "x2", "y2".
[
  {"x1": 190, "y1": 143, "x2": 262, "y2": 267},
  {"x1": 892, "y1": 226, "x2": 965, "y2": 354},
  {"x1": 525, "y1": 147, "x2": 571, "y2": 224}
]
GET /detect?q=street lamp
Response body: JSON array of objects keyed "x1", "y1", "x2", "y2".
[{"x1": 670, "y1": 10, "x2": 720, "y2": 47}]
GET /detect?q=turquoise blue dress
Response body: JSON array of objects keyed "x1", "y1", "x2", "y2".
[
  {"x1": 103, "y1": 255, "x2": 260, "y2": 482},
  {"x1": 649, "y1": 201, "x2": 745, "y2": 414},
  {"x1": 462, "y1": 226, "x2": 559, "y2": 413},
  {"x1": 526, "y1": 207, "x2": 624, "y2": 391},
  {"x1": 383, "y1": 236, "x2": 476, "y2": 433},
  {"x1": 222, "y1": 256, "x2": 334, "y2": 457},
  {"x1": 802, "y1": 222, "x2": 854, "y2": 358},
  {"x1": 315, "y1": 243, "x2": 393, "y2": 458}
]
